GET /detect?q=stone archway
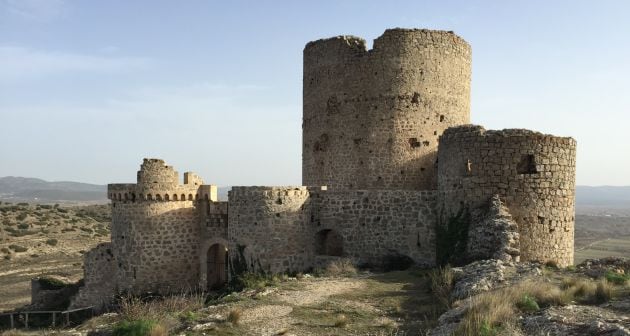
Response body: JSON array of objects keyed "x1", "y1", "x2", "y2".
[
  {"x1": 206, "y1": 243, "x2": 228, "y2": 290},
  {"x1": 199, "y1": 238, "x2": 230, "y2": 290}
]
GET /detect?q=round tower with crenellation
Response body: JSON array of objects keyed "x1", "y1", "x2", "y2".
[
  {"x1": 108, "y1": 158, "x2": 216, "y2": 294},
  {"x1": 302, "y1": 28, "x2": 472, "y2": 190}
]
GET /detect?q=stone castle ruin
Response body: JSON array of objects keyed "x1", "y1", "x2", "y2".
[{"x1": 68, "y1": 28, "x2": 576, "y2": 309}]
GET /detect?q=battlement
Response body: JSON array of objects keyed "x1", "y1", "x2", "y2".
[
  {"x1": 229, "y1": 186, "x2": 311, "y2": 200},
  {"x1": 442, "y1": 125, "x2": 576, "y2": 145},
  {"x1": 108, "y1": 159, "x2": 217, "y2": 203},
  {"x1": 304, "y1": 28, "x2": 470, "y2": 58}
]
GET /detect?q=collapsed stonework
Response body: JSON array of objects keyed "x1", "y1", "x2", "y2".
[{"x1": 66, "y1": 28, "x2": 576, "y2": 310}]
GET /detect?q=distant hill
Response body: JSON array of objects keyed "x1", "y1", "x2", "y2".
[
  {"x1": 576, "y1": 186, "x2": 630, "y2": 207},
  {"x1": 0, "y1": 177, "x2": 107, "y2": 204},
  {"x1": 1, "y1": 177, "x2": 627, "y2": 208},
  {"x1": 0, "y1": 176, "x2": 232, "y2": 204}
]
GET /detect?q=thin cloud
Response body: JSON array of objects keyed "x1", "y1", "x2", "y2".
[
  {"x1": 3, "y1": 0, "x2": 67, "y2": 21},
  {"x1": 0, "y1": 46, "x2": 152, "y2": 81}
]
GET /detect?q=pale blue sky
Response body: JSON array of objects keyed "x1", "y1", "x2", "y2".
[{"x1": 1, "y1": 0, "x2": 629, "y2": 186}]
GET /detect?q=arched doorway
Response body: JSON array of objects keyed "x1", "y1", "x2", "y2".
[
  {"x1": 315, "y1": 229, "x2": 343, "y2": 256},
  {"x1": 206, "y1": 243, "x2": 228, "y2": 289}
]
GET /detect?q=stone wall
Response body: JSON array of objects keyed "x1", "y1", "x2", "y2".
[
  {"x1": 227, "y1": 187, "x2": 313, "y2": 274},
  {"x1": 314, "y1": 189, "x2": 437, "y2": 267},
  {"x1": 303, "y1": 28, "x2": 471, "y2": 191},
  {"x1": 437, "y1": 125, "x2": 576, "y2": 266},
  {"x1": 227, "y1": 186, "x2": 438, "y2": 274},
  {"x1": 70, "y1": 242, "x2": 117, "y2": 310}
]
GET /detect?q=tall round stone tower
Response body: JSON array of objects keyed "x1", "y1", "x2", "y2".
[
  {"x1": 437, "y1": 126, "x2": 577, "y2": 266},
  {"x1": 302, "y1": 28, "x2": 471, "y2": 190}
]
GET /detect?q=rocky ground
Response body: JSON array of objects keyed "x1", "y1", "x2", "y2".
[
  {"x1": 431, "y1": 258, "x2": 630, "y2": 336},
  {"x1": 0, "y1": 267, "x2": 443, "y2": 335}
]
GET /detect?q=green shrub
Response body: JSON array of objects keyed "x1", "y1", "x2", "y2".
[
  {"x1": 8, "y1": 244, "x2": 28, "y2": 252},
  {"x1": 38, "y1": 277, "x2": 68, "y2": 290},
  {"x1": 236, "y1": 272, "x2": 279, "y2": 290},
  {"x1": 17, "y1": 223, "x2": 30, "y2": 230},
  {"x1": 517, "y1": 294, "x2": 540, "y2": 313},
  {"x1": 16, "y1": 213, "x2": 27, "y2": 221},
  {"x1": 605, "y1": 271, "x2": 630, "y2": 285},
  {"x1": 544, "y1": 260, "x2": 559, "y2": 269},
  {"x1": 479, "y1": 320, "x2": 500, "y2": 336},
  {"x1": 179, "y1": 310, "x2": 199, "y2": 322},
  {"x1": 80, "y1": 227, "x2": 93, "y2": 233},
  {"x1": 436, "y1": 208, "x2": 471, "y2": 266},
  {"x1": 10, "y1": 230, "x2": 38, "y2": 237},
  {"x1": 45, "y1": 238, "x2": 58, "y2": 246},
  {"x1": 17, "y1": 203, "x2": 29, "y2": 207},
  {"x1": 0, "y1": 247, "x2": 9, "y2": 254},
  {"x1": 112, "y1": 319, "x2": 157, "y2": 336}
]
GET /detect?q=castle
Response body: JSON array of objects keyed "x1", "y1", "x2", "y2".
[{"x1": 69, "y1": 29, "x2": 576, "y2": 309}]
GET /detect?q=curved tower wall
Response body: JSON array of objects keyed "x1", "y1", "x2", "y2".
[
  {"x1": 437, "y1": 126, "x2": 577, "y2": 266},
  {"x1": 303, "y1": 29, "x2": 471, "y2": 190},
  {"x1": 108, "y1": 159, "x2": 212, "y2": 294}
]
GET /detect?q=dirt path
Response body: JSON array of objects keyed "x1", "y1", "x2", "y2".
[{"x1": 274, "y1": 277, "x2": 366, "y2": 306}]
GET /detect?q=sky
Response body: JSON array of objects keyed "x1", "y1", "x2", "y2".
[{"x1": 0, "y1": 0, "x2": 629, "y2": 186}]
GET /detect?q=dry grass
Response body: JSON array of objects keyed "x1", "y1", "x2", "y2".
[
  {"x1": 594, "y1": 279, "x2": 614, "y2": 303},
  {"x1": 0, "y1": 330, "x2": 27, "y2": 336},
  {"x1": 561, "y1": 276, "x2": 616, "y2": 304},
  {"x1": 227, "y1": 308, "x2": 242, "y2": 325},
  {"x1": 148, "y1": 322, "x2": 168, "y2": 336},
  {"x1": 319, "y1": 259, "x2": 358, "y2": 277},
  {"x1": 457, "y1": 275, "x2": 622, "y2": 335},
  {"x1": 458, "y1": 280, "x2": 571, "y2": 335},
  {"x1": 119, "y1": 292, "x2": 205, "y2": 321},
  {"x1": 429, "y1": 265, "x2": 455, "y2": 309}
]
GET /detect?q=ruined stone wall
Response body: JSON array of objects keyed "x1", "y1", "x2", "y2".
[
  {"x1": 303, "y1": 28, "x2": 471, "y2": 190},
  {"x1": 314, "y1": 189, "x2": 437, "y2": 267},
  {"x1": 437, "y1": 125, "x2": 576, "y2": 266},
  {"x1": 227, "y1": 187, "x2": 313, "y2": 274},
  {"x1": 70, "y1": 242, "x2": 117, "y2": 310}
]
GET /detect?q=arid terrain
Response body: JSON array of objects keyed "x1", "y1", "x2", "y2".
[
  {"x1": 0, "y1": 203, "x2": 110, "y2": 311},
  {"x1": 0, "y1": 199, "x2": 628, "y2": 335}
]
